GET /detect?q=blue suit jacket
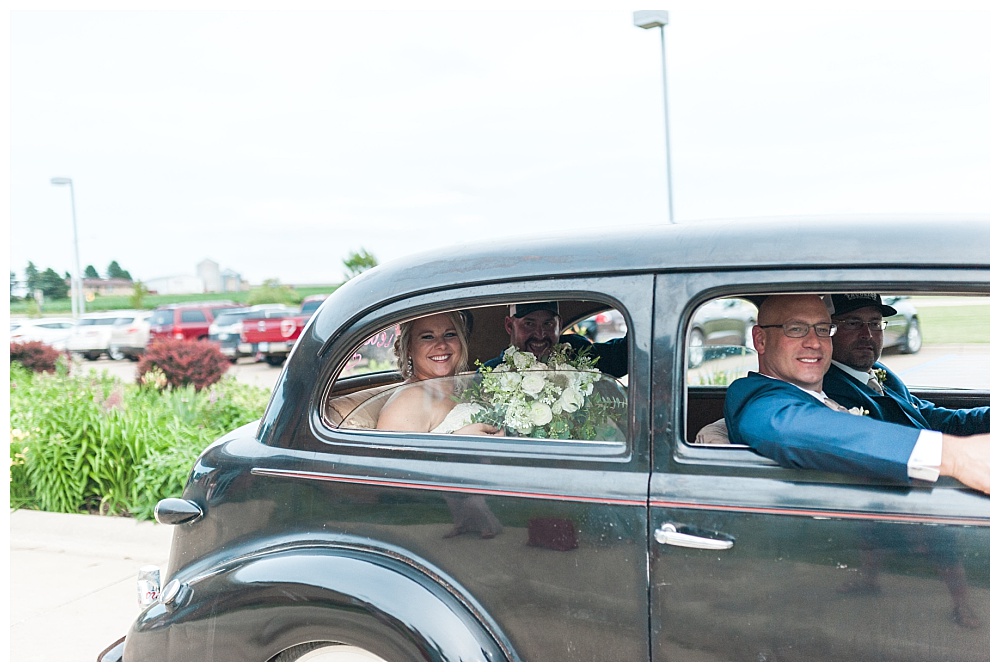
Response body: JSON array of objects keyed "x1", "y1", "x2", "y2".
[
  {"x1": 823, "y1": 363, "x2": 989, "y2": 436},
  {"x1": 724, "y1": 372, "x2": 920, "y2": 483}
]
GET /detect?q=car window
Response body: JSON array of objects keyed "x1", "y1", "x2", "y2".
[
  {"x1": 151, "y1": 310, "x2": 174, "y2": 326},
  {"x1": 683, "y1": 292, "x2": 990, "y2": 447},
  {"x1": 180, "y1": 309, "x2": 207, "y2": 323},
  {"x1": 324, "y1": 300, "x2": 630, "y2": 447}
]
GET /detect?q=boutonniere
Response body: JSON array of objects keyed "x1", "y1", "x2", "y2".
[
  {"x1": 873, "y1": 368, "x2": 888, "y2": 384},
  {"x1": 848, "y1": 406, "x2": 870, "y2": 416}
]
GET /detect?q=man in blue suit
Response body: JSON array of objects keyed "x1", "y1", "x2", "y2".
[
  {"x1": 724, "y1": 294, "x2": 989, "y2": 493},
  {"x1": 823, "y1": 293, "x2": 988, "y2": 435}
]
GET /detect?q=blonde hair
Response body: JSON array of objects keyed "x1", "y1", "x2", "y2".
[{"x1": 393, "y1": 311, "x2": 470, "y2": 380}]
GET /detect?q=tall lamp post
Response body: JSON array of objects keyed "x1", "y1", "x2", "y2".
[
  {"x1": 50, "y1": 177, "x2": 85, "y2": 319},
  {"x1": 633, "y1": 10, "x2": 674, "y2": 223}
]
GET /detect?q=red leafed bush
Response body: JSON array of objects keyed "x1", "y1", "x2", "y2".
[
  {"x1": 136, "y1": 339, "x2": 231, "y2": 391},
  {"x1": 9, "y1": 340, "x2": 66, "y2": 374}
]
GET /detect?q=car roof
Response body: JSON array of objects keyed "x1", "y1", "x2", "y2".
[{"x1": 312, "y1": 216, "x2": 987, "y2": 336}]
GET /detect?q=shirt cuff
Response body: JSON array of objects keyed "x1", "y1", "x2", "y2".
[{"x1": 907, "y1": 430, "x2": 942, "y2": 482}]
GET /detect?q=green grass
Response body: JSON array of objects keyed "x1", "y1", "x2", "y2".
[
  {"x1": 911, "y1": 303, "x2": 990, "y2": 345},
  {"x1": 10, "y1": 285, "x2": 341, "y2": 316}
]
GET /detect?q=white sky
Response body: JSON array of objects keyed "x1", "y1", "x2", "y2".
[{"x1": 5, "y1": 1, "x2": 993, "y2": 287}]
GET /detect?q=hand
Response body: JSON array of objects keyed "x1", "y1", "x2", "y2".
[
  {"x1": 940, "y1": 434, "x2": 990, "y2": 494},
  {"x1": 453, "y1": 423, "x2": 501, "y2": 436}
]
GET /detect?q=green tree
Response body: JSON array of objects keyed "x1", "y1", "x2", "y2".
[
  {"x1": 130, "y1": 281, "x2": 149, "y2": 309},
  {"x1": 342, "y1": 248, "x2": 378, "y2": 281},
  {"x1": 25, "y1": 262, "x2": 40, "y2": 292},
  {"x1": 107, "y1": 261, "x2": 132, "y2": 281},
  {"x1": 248, "y1": 279, "x2": 299, "y2": 306},
  {"x1": 36, "y1": 268, "x2": 69, "y2": 300},
  {"x1": 84, "y1": 265, "x2": 100, "y2": 279}
]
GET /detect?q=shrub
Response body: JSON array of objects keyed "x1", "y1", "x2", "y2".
[
  {"x1": 9, "y1": 340, "x2": 68, "y2": 374},
  {"x1": 9, "y1": 367, "x2": 270, "y2": 519},
  {"x1": 137, "y1": 339, "x2": 231, "y2": 391}
]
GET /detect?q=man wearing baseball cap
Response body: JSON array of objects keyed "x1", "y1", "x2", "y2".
[
  {"x1": 481, "y1": 301, "x2": 628, "y2": 377},
  {"x1": 824, "y1": 293, "x2": 989, "y2": 435}
]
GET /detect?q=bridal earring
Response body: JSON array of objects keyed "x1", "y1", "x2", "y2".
[{"x1": 406, "y1": 357, "x2": 414, "y2": 379}]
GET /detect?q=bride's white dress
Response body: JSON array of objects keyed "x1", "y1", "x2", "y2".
[{"x1": 431, "y1": 402, "x2": 485, "y2": 434}]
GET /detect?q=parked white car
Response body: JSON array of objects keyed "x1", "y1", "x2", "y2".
[
  {"x1": 9, "y1": 317, "x2": 77, "y2": 350},
  {"x1": 108, "y1": 310, "x2": 153, "y2": 361},
  {"x1": 67, "y1": 310, "x2": 146, "y2": 361}
]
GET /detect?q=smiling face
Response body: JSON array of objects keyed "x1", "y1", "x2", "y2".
[
  {"x1": 754, "y1": 295, "x2": 833, "y2": 392},
  {"x1": 405, "y1": 313, "x2": 468, "y2": 381},
  {"x1": 505, "y1": 309, "x2": 560, "y2": 361},
  {"x1": 831, "y1": 306, "x2": 884, "y2": 371}
]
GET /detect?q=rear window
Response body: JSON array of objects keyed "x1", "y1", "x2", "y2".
[
  {"x1": 151, "y1": 310, "x2": 174, "y2": 326},
  {"x1": 214, "y1": 312, "x2": 251, "y2": 326},
  {"x1": 180, "y1": 309, "x2": 208, "y2": 323}
]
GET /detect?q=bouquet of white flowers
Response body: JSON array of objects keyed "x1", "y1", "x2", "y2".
[{"x1": 462, "y1": 343, "x2": 626, "y2": 440}]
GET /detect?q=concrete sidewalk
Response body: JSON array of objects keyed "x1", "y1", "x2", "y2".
[{"x1": 8, "y1": 509, "x2": 174, "y2": 662}]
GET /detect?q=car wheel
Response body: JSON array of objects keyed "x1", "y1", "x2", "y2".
[
  {"x1": 265, "y1": 354, "x2": 286, "y2": 367},
  {"x1": 83, "y1": 352, "x2": 100, "y2": 361},
  {"x1": 271, "y1": 642, "x2": 386, "y2": 662},
  {"x1": 898, "y1": 317, "x2": 922, "y2": 354},
  {"x1": 688, "y1": 328, "x2": 705, "y2": 369},
  {"x1": 109, "y1": 345, "x2": 125, "y2": 361}
]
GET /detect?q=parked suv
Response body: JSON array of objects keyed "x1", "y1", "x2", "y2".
[
  {"x1": 101, "y1": 217, "x2": 988, "y2": 663},
  {"x1": 148, "y1": 301, "x2": 244, "y2": 342},
  {"x1": 108, "y1": 311, "x2": 153, "y2": 361},
  {"x1": 67, "y1": 310, "x2": 145, "y2": 360},
  {"x1": 208, "y1": 304, "x2": 297, "y2": 361}
]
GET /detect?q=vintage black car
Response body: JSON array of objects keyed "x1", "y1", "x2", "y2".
[{"x1": 100, "y1": 216, "x2": 989, "y2": 662}]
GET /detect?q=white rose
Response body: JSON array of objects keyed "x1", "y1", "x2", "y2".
[
  {"x1": 528, "y1": 401, "x2": 553, "y2": 427},
  {"x1": 521, "y1": 371, "x2": 547, "y2": 397},
  {"x1": 558, "y1": 388, "x2": 585, "y2": 413},
  {"x1": 512, "y1": 350, "x2": 539, "y2": 370},
  {"x1": 498, "y1": 372, "x2": 522, "y2": 391}
]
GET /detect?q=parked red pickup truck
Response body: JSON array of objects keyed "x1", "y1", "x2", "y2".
[{"x1": 241, "y1": 294, "x2": 328, "y2": 366}]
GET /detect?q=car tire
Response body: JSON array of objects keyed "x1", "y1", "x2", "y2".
[
  {"x1": 898, "y1": 317, "x2": 922, "y2": 354},
  {"x1": 265, "y1": 354, "x2": 286, "y2": 367},
  {"x1": 271, "y1": 642, "x2": 386, "y2": 662},
  {"x1": 83, "y1": 352, "x2": 100, "y2": 361},
  {"x1": 688, "y1": 328, "x2": 705, "y2": 369},
  {"x1": 109, "y1": 345, "x2": 125, "y2": 361}
]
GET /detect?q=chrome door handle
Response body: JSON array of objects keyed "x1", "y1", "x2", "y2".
[{"x1": 654, "y1": 523, "x2": 734, "y2": 550}]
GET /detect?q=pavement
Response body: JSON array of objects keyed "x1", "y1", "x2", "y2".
[{"x1": 7, "y1": 509, "x2": 174, "y2": 663}]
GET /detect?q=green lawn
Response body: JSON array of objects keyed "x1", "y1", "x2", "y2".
[{"x1": 909, "y1": 300, "x2": 990, "y2": 344}]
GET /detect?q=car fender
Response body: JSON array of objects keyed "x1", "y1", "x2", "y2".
[{"x1": 125, "y1": 544, "x2": 513, "y2": 662}]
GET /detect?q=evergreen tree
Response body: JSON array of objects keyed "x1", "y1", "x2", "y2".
[
  {"x1": 107, "y1": 261, "x2": 132, "y2": 280},
  {"x1": 36, "y1": 268, "x2": 69, "y2": 300},
  {"x1": 84, "y1": 265, "x2": 100, "y2": 279},
  {"x1": 25, "y1": 262, "x2": 40, "y2": 292}
]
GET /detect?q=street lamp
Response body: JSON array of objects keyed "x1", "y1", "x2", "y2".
[
  {"x1": 50, "y1": 177, "x2": 85, "y2": 319},
  {"x1": 633, "y1": 10, "x2": 674, "y2": 223}
]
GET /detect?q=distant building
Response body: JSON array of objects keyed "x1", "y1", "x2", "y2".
[
  {"x1": 198, "y1": 259, "x2": 222, "y2": 293},
  {"x1": 81, "y1": 278, "x2": 134, "y2": 297},
  {"x1": 144, "y1": 275, "x2": 205, "y2": 295}
]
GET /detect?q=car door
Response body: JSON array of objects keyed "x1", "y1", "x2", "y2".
[{"x1": 648, "y1": 269, "x2": 989, "y2": 661}]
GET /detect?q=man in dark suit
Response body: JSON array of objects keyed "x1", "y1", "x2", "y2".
[
  {"x1": 822, "y1": 293, "x2": 988, "y2": 627},
  {"x1": 724, "y1": 294, "x2": 989, "y2": 492},
  {"x1": 482, "y1": 302, "x2": 628, "y2": 378},
  {"x1": 823, "y1": 293, "x2": 988, "y2": 435}
]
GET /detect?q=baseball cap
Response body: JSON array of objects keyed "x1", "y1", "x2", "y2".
[
  {"x1": 509, "y1": 302, "x2": 560, "y2": 318},
  {"x1": 828, "y1": 293, "x2": 897, "y2": 317}
]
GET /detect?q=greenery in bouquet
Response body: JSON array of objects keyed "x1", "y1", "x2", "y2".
[{"x1": 463, "y1": 344, "x2": 625, "y2": 440}]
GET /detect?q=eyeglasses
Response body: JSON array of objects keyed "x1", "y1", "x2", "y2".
[
  {"x1": 758, "y1": 322, "x2": 838, "y2": 338},
  {"x1": 834, "y1": 318, "x2": 888, "y2": 332}
]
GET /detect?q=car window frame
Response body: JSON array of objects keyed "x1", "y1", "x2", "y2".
[
  {"x1": 309, "y1": 275, "x2": 653, "y2": 465},
  {"x1": 654, "y1": 266, "x2": 989, "y2": 487}
]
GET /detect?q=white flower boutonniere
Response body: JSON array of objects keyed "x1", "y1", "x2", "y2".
[
  {"x1": 873, "y1": 368, "x2": 888, "y2": 385},
  {"x1": 848, "y1": 406, "x2": 870, "y2": 416}
]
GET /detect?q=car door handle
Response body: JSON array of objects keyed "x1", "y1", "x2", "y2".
[{"x1": 654, "y1": 523, "x2": 734, "y2": 550}]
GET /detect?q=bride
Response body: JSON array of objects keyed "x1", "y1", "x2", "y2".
[{"x1": 376, "y1": 311, "x2": 497, "y2": 436}]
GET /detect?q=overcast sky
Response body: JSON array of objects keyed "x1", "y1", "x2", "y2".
[{"x1": 6, "y1": 1, "x2": 992, "y2": 287}]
